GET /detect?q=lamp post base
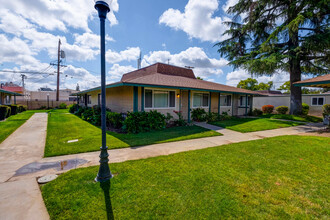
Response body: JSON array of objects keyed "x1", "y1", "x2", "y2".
[{"x1": 95, "y1": 146, "x2": 113, "y2": 182}]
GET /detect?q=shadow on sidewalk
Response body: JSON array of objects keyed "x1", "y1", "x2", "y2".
[{"x1": 100, "y1": 180, "x2": 114, "y2": 220}]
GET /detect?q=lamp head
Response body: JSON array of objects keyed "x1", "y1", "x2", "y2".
[{"x1": 94, "y1": 0, "x2": 111, "y2": 18}]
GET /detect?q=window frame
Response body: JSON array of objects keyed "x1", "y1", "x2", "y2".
[
  {"x1": 311, "y1": 97, "x2": 325, "y2": 106},
  {"x1": 224, "y1": 95, "x2": 232, "y2": 107},
  {"x1": 192, "y1": 92, "x2": 209, "y2": 108},
  {"x1": 144, "y1": 88, "x2": 176, "y2": 109},
  {"x1": 239, "y1": 96, "x2": 251, "y2": 107}
]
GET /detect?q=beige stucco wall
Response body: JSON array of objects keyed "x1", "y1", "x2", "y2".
[
  {"x1": 253, "y1": 94, "x2": 330, "y2": 116},
  {"x1": 84, "y1": 86, "x2": 253, "y2": 119}
]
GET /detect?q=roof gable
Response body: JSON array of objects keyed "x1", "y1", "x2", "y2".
[{"x1": 121, "y1": 63, "x2": 195, "y2": 82}]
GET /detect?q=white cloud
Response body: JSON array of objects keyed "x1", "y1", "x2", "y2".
[
  {"x1": 142, "y1": 47, "x2": 227, "y2": 79},
  {"x1": 106, "y1": 47, "x2": 141, "y2": 64},
  {"x1": 0, "y1": 0, "x2": 119, "y2": 32},
  {"x1": 226, "y1": 69, "x2": 290, "y2": 89},
  {"x1": 108, "y1": 64, "x2": 136, "y2": 81},
  {"x1": 74, "y1": 33, "x2": 114, "y2": 49},
  {"x1": 159, "y1": 0, "x2": 229, "y2": 42},
  {"x1": 222, "y1": 0, "x2": 239, "y2": 13}
]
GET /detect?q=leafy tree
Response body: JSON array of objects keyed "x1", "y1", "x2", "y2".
[
  {"x1": 237, "y1": 78, "x2": 273, "y2": 90},
  {"x1": 196, "y1": 76, "x2": 203, "y2": 80},
  {"x1": 278, "y1": 81, "x2": 322, "y2": 94},
  {"x1": 215, "y1": 0, "x2": 329, "y2": 114},
  {"x1": 237, "y1": 78, "x2": 259, "y2": 90}
]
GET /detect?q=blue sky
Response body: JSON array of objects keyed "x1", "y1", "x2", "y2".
[{"x1": 0, "y1": 0, "x2": 289, "y2": 91}]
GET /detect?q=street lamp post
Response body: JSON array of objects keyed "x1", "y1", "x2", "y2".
[
  {"x1": 47, "y1": 93, "x2": 50, "y2": 109},
  {"x1": 94, "y1": 0, "x2": 112, "y2": 182}
]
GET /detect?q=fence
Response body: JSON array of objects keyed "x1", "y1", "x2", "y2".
[{"x1": 15, "y1": 100, "x2": 76, "y2": 110}]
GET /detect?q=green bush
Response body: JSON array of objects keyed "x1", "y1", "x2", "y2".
[
  {"x1": 74, "y1": 106, "x2": 85, "y2": 116},
  {"x1": 106, "y1": 111, "x2": 124, "y2": 129},
  {"x1": 9, "y1": 105, "x2": 18, "y2": 115},
  {"x1": 69, "y1": 104, "x2": 79, "y2": 113},
  {"x1": 58, "y1": 103, "x2": 67, "y2": 109},
  {"x1": 123, "y1": 110, "x2": 166, "y2": 133},
  {"x1": 251, "y1": 108, "x2": 263, "y2": 116},
  {"x1": 219, "y1": 111, "x2": 232, "y2": 121},
  {"x1": 322, "y1": 104, "x2": 330, "y2": 117},
  {"x1": 302, "y1": 103, "x2": 309, "y2": 115},
  {"x1": 81, "y1": 108, "x2": 94, "y2": 122},
  {"x1": 191, "y1": 108, "x2": 207, "y2": 122},
  {"x1": 17, "y1": 105, "x2": 27, "y2": 113},
  {"x1": 275, "y1": 106, "x2": 289, "y2": 114},
  {"x1": 206, "y1": 112, "x2": 219, "y2": 122},
  {"x1": 173, "y1": 110, "x2": 187, "y2": 126},
  {"x1": 0, "y1": 105, "x2": 10, "y2": 120}
]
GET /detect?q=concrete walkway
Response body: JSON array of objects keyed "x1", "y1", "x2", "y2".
[
  {"x1": 0, "y1": 113, "x2": 49, "y2": 220},
  {"x1": 0, "y1": 114, "x2": 328, "y2": 220}
]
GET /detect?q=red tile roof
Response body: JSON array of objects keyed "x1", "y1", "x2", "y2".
[{"x1": 2, "y1": 86, "x2": 23, "y2": 94}]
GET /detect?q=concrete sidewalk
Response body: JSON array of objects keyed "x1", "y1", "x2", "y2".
[{"x1": 0, "y1": 113, "x2": 49, "y2": 220}]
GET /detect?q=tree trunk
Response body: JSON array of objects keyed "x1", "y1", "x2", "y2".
[
  {"x1": 289, "y1": 59, "x2": 302, "y2": 115},
  {"x1": 288, "y1": 6, "x2": 302, "y2": 115}
]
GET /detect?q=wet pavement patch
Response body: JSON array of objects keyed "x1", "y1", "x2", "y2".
[{"x1": 14, "y1": 159, "x2": 88, "y2": 176}]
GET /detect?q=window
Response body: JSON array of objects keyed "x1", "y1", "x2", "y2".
[
  {"x1": 87, "y1": 95, "x2": 91, "y2": 104},
  {"x1": 193, "y1": 93, "x2": 209, "y2": 107},
  {"x1": 240, "y1": 96, "x2": 251, "y2": 106},
  {"x1": 144, "y1": 89, "x2": 176, "y2": 108},
  {"x1": 311, "y1": 97, "x2": 324, "y2": 106},
  {"x1": 224, "y1": 95, "x2": 231, "y2": 106}
]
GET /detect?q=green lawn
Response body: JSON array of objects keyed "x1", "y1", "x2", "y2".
[
  {"x1": 45, "y1": 111, "x2": 221, "y2": 157},
  {"x1": 210, "y1": 118, "x2": 304, "y2": 133},
  {"x1": 41, "y1": 135, "x2": 330, "y2": 219},
  {"x1": 0, "y1": 111, "x2": 37, "y2": 143},
  {"x1": 261, "y1": 114, "x2": 323, "y2": 123}
]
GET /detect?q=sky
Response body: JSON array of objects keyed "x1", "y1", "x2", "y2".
[{"x1": 0, "y1": 0, "x2": 291, "y2": 91}]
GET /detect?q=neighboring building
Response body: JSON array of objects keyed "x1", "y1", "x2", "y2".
[
  {"x1": 0, "y1": 88, "x2": 22, "y2": 105},
  {"x1": 1, "y1": 82, "x2": 30, "y2": 101},
  {"x1": 257, "y1": 90, "x2": 284, "y2": 96},
  {"x1": 75, "y1": 63, "x2": 261, "y2": 121},
  {"x1": 30, "y1": 88, "x2": 77, "y2": 101}
]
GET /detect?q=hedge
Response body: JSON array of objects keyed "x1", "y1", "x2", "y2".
[
  {"x1": 0, "y1": 105, "x2": 10, "y2": 120},
  {"x1": 275, "y1": 106, "x2": 289, "y2": 114},
  {"x1": 262, "y1": 105, "x2": 274, "y2": 114},
  {"x1": 302, "y1": 103, "x2": 309, "y2": 115}
]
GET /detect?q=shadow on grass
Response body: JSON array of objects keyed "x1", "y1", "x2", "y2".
[{"x1": 100, "y1": 180, "x2": 114, "y2": 220}]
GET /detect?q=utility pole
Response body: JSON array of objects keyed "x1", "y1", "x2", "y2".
[
  {"x1": 56, "y1": 39, "x2": 61, "y2": 101},
  {"x1": 21, "y1": 74, "x2": 26, "y2": 89},
  {"x1": 50, "y1": 39, "x2": 66, "y2": 101}
]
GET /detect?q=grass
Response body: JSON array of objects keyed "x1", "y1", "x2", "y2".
[
  {"x1": 261, "y1": 114, "x2": 323, "y2": 123},
  {"x1": 0, "y1": 111, "x2": 38, "y2": 143},
  {"x1": 210, "y1": 117, "x2": 304, "y2": 133},
  {"x1": 41, "y1": 135, "x2": 330, "y2": 219},
  {"x1": 44, "y1": 110, "x2": 221, "y2": 157}
]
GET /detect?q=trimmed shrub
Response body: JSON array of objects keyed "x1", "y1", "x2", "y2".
[
  {"x1": 0, "y1": 105, "x2": 10, "y2": 120},
  {"x1": 58, "y1": 103, "x2": 67, "y2": 109},
  {"x1": 123, "y1": 110, "x2": 166, "y2": 133},
  {"x1": 9, "y1": 105, "x2": 18, "y2": 115},
  {"x1": 322, "y1": 104, "x2": 330, "y2": 117},
  {"x1": 302, "y1": 103, "x2": 309, "y2": 115},
  {"x1": 262, "y1": 105, "x2": 274, "y2": 114},
  {"x1": 276, "y1": 106, "x2": 289, "y2": 114},
  {"x1": 81, "y1": 108, "x2": 94, "y2": 122},
  {"x1": 69, "y1": 104, "x2": 79, "y2": 113},
  {"x1": 219, "y1": 111, "x2": 232, "y2": 121},
  {"x1": 251, "y1": 108, "x2": 263, "y2": 116},
  {"x1": 106, "y1": 111, "x2": 124, "y2": 129},
  {"x1": 191, "y1": 108, "x2": 207, "y2": 122}
]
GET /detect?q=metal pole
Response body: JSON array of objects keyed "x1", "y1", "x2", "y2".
[
  {"x1": 95, "y1": 1, "x2": 112, "y2": 182},
  {"x1": 56, "y1": 39, "x2": 61, "y2": 101}
]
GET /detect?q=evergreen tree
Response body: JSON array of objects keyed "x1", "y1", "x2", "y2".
[{"x1": 216, "y1": 0, "x2": 329, "y2": 114}]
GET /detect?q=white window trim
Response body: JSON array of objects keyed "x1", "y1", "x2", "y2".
[
  {"x1": 144, "y1": 88, "x2": 176, "y2": 109},
  {"x1": 311, "y1": 96, "x2": 325, "y2": 106},
  {"x1": 192, "y1": 91, "x2": 210, "y2": 108}
]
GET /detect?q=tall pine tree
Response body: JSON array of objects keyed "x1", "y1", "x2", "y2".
[{"x1": 216, "y1": 0, "x2": 329, "y2": 114}]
